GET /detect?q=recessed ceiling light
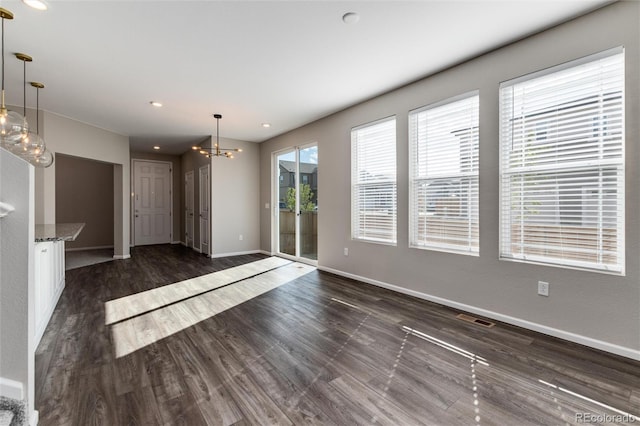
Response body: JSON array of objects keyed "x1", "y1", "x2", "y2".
[
  {"x1": 153, "y1": 146, "x2": 160, "y2": 150},
  {"x1": 342, "y1": 12, "x2": 359, "y2": 25},
  {"x1": 22, "y1": 0, "x2": 48, "y2": 11},
  {"x1": 261, "y1": 123, "x2": 271, "y2": 128},
  {"x1": 149, "y1": 101, "x2": 163, "y2": 107}
]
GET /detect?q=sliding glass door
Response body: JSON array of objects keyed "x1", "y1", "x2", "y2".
[{"x1": 275, "y1": 144, "x2": 318, "y2": 262}]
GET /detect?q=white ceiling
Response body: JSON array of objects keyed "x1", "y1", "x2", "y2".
[{"x1": 2, "y1": 0, "x2": 611, "y2": 154}]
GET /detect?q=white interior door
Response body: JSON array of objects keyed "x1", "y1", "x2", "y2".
[
  {"x1": 199, "y1": 165, "x2": 210, "y2": 255},
  {"x1": 185, "y1": 171, "x2": 195, "y2": 248},
  {"x1": 134, "y1": 160, "x2": 172, "y2": 246}
]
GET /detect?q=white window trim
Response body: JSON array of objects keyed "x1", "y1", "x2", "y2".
[
  {"x1": 409, "y1": 91, "x2": 480, "y2": 256},
  {"x1": 499, "y1": 48, "x2": 625, "y2": 274},
  {"x1": 351, "y1": 116, "x2": 397, "y2": 245}
]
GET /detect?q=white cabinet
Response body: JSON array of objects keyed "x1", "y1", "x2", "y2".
[{"x1": 34, "y1": 241, "x2": 65, "y2": 347}]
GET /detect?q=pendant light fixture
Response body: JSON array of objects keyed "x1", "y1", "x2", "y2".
[
  {"x1": 7, "y1": 52, "x2": 34, "y2": 148},
  {"x1": 0, "y1": 8, "x2": 27, "y2": 144},
  {"x1": 192, "y1": 114, "x2": 242, "y2": 159},
  {"x1": 27, "y1": 81, "x2": 52, "y2": 167}
]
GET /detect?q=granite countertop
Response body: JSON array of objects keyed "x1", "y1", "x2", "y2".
[{"x1": 35, "y1": 223, "x2": 85, "y2": 242}]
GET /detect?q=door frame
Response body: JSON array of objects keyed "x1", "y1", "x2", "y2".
[
  {"x1": 185, "y1": 170, "x2": 195, "y2": 249},
  {"x1": 130, "y1": 159, "x2": 173, "y2": 247},
  {"x1": 271, "y1": 142, "x2": 318, "y2": 266}
]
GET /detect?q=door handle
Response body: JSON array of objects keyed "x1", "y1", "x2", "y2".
[{"x1": 135, "y1": 215, "x2": 139, "y2": 218}]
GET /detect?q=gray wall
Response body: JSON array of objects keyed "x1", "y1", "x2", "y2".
[
  {"x1": 180, "y1": 137, "x2": 260, "y2": 256},
  {"x1": 210, "y1": 137, "x2": 260, "y2": 256},
  {"x1": 259, "y1": 2, "x2": 640, "y2": 358},
  {"x1": 55, "y1": 154, "x2": 114, "y2": 250},
  {"x1": 36, "y1": 111, "x2": 131, "y2": 258},
  {"x1": 131, "y1": 151, "x2": 182, "y2": 243}
]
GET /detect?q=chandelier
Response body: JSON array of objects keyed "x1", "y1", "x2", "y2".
[{"x1": 192, "y1": 114, "x2": 242, "y2": 159}]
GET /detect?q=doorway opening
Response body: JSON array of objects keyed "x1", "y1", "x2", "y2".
[{"x1": 273, "y1": 144, "x2": 318, "y2": 263}]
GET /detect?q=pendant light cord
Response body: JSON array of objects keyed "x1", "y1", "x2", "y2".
[
  {"x1": 36, "y1": 87, "x2": 39, "y2": 134},
  {"x1": 22, "y1": 58, "x2": 25, "y2": 116},
  {"x1": 1, "y1": 18, "x2": 4, "y2": 93},
  {"x1": 1, "y1": 17, "x2": 5, "y2": 110}
]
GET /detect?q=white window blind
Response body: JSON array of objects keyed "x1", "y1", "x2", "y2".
[
  {"x1": 351, "y1": 117, "x2": 397, "y2": 244},
  {"x1": 409, "y1": 93, "x2": 479, "y2": 254},
  {"x1": 500, "y1": 48, "x2": 624, "y2": 273}
]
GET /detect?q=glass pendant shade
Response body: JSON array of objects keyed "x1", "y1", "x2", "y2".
[
  {"x1": 12, "y1": 130, "x2": 44, "y2": 157},
  {"x1": 0, "y1": 109, "x2": 27, "y2": 145},
  {"x1": 32, "y1": 147, "x2": 53, "y2": 167}
]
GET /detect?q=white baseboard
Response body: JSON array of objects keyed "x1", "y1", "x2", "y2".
[
  {"x1": 171, "y1": 241, "x2": 181, "y2": 245},
  {"x1": 210, "y1": 250, "x2": 263, "y2": 259},
  {"x1": 112, "y1": 254, "x2": 131, "y2": 260},
  {"x1": 65, "y1": 245, "x2": 113, "y2": 252},
  {"x1": 0, "y1": 377, "x2": 23, "y2": 400},
  {"x1": 318, "y1": 265, "x2": 640, "y2": 362},
  {"x1": 259, "y1": 250, "x2": 273, "y2": 256}
]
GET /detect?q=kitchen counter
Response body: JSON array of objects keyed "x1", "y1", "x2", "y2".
[{"x1": 35, "y1": 223, "x2": 85, "y2": 242}]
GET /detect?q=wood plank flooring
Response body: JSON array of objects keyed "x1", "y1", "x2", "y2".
[{"x1": 36, "y1": 244, "x2": 640, "y2": 425}]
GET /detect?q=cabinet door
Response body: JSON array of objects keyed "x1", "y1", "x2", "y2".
[
  {"x1": 52, "y1": 241, "x2": 65, "y2": 294},
  {"x1": 34, "y1": 242, "x2": 53, "y2": 332}
]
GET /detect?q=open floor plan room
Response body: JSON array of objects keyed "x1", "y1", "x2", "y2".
[
  {"x1": 1, "y1": 2, "x2": 640, "y2": 425},
  {"x1": 35, "y1": 245, "x2": 640, "y2": 426}
]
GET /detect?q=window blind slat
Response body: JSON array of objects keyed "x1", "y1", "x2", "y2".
[
  {"x1": 500, "y1": 49, "x2": 624, "y2": 273},
  {"x1": 409, "y1": 93, "x2": 479, "y2": 255}
]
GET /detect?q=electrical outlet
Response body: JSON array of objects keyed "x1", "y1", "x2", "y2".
[
  {"x1": 343, "y1": 247, "x2": 349, "y2": 256},
  {"x1": 265, "y1": 203, "x2": 270, "y2": 209},
  {"x1": 239, "y1": 234, "x2": 243, "y2": 241},
  {"x1": 538, "y1": 281, "x2": 549, "y2": 297}
]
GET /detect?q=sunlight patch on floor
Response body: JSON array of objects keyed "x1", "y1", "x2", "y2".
[
  {"x1": 105, "y1": 256, "x2": 292, "y2": 325},
  {"x1": 109, "y1": 260, "x2": 315, "y2": 358}
]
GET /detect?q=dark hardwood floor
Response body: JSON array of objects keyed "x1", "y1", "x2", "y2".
[{"x1": 36, "y1": 244, "x2": 640, "y2": 425}]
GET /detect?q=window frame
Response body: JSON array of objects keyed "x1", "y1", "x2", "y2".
[
  {"x1": 499, "y1": 47, "x2": 625, "y2": 274},
  {"x1": 351, "y1": 116, "x2": 397, "y2": 245},
  {"x1": 408, "y1": 91, "x2": 480, "y2": 256}
]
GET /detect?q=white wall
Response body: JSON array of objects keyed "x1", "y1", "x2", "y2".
[
  {"x1": 259, "y1": 2, "x2": 640, "y2": 359},
  {"x1": 37, "y1": 112, "x2": 131, "y2": 258},
  {"x1": 0, "y1": 149, "x2": 36, "y2": 421}
]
